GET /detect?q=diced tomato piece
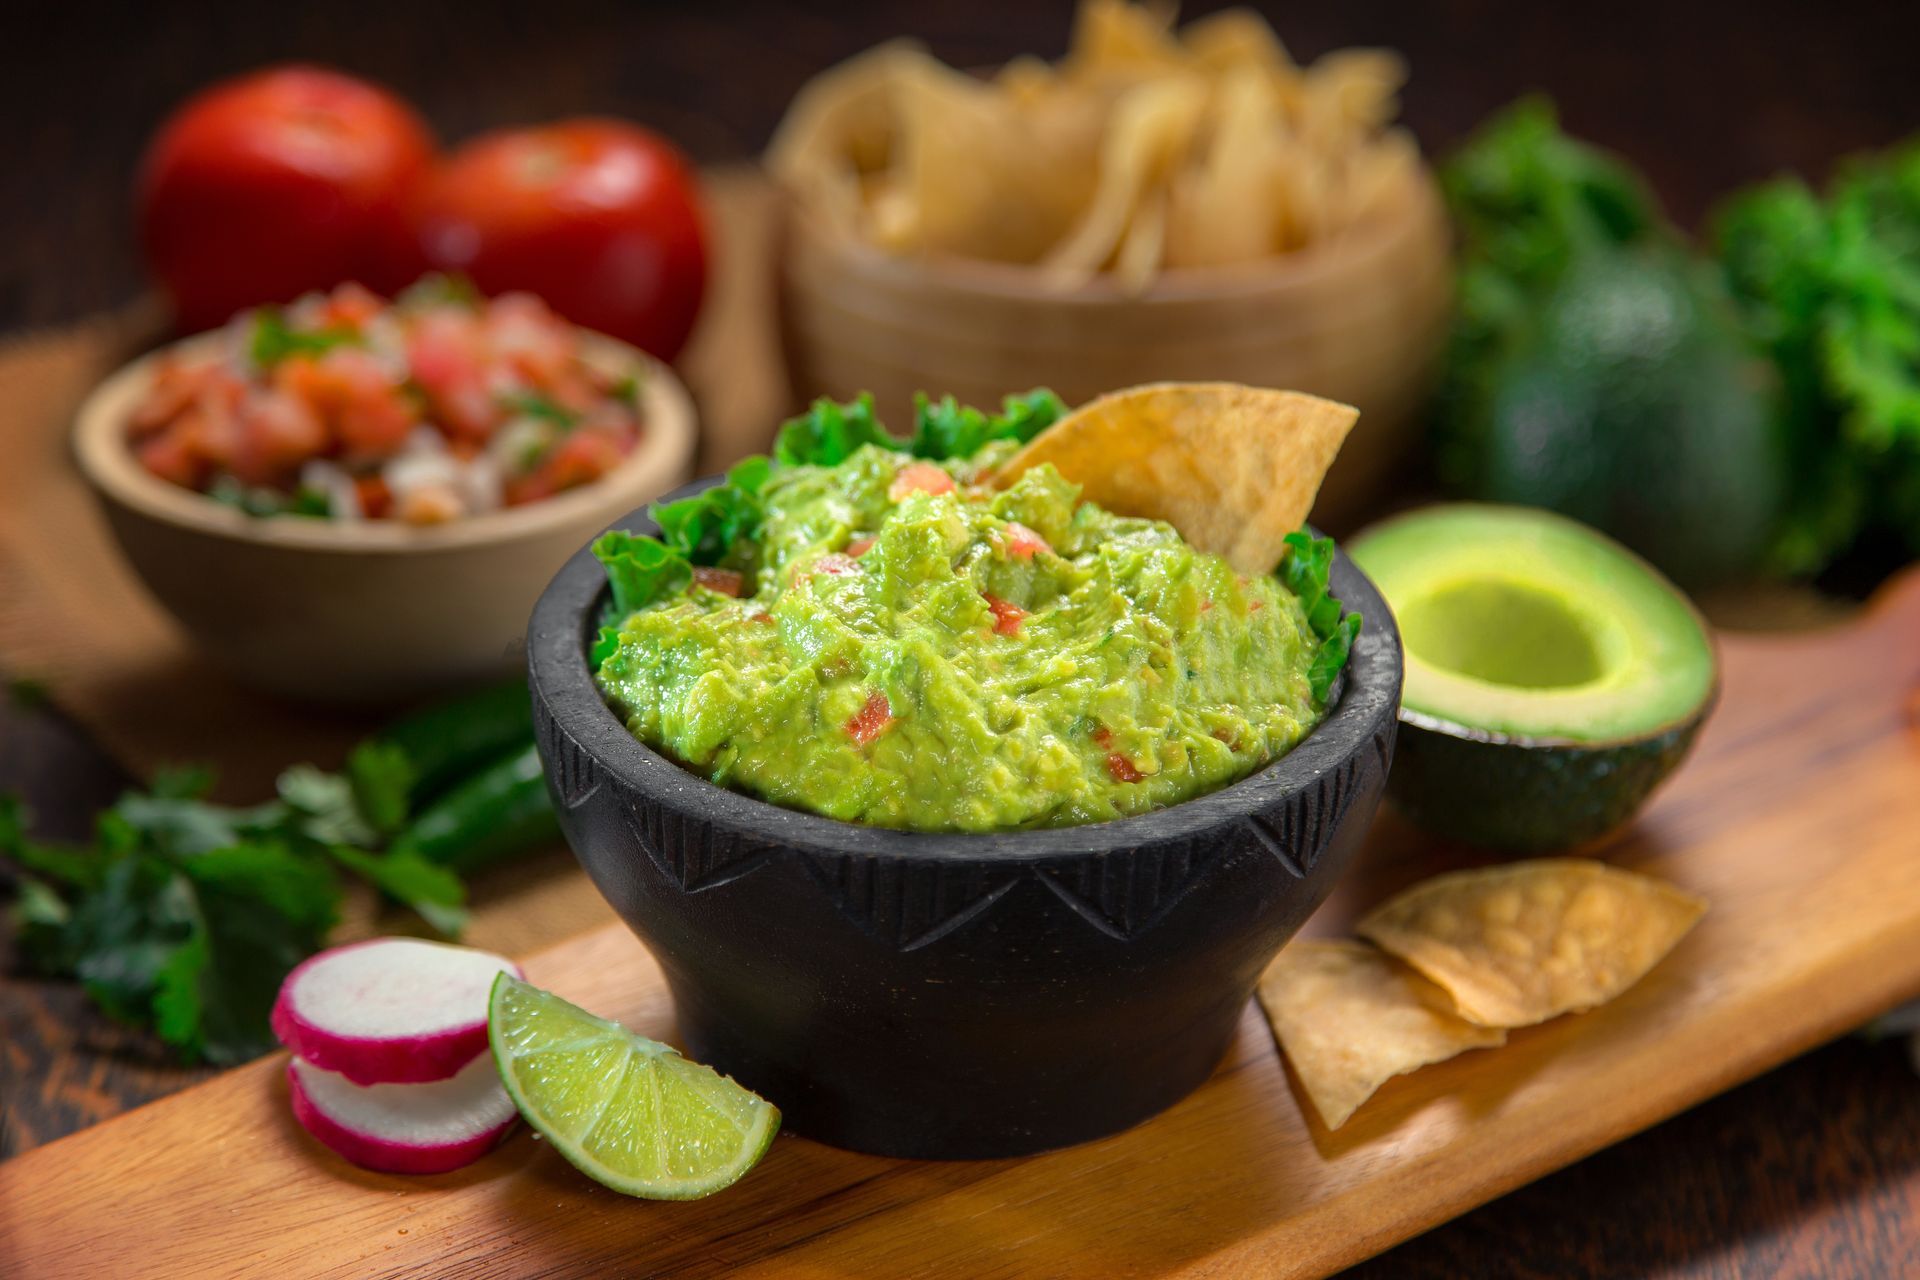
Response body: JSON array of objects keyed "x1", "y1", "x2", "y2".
[
  {"x1": 130, "y1": 359, "x2": 241, "y2": 439},
  {"x1": 1092, "y1": 725, "x2": 1114, "y2": 749},
  {"x1": 846, "y1": 536, "x2": 875, "y2": 558},
  {"x1": 502, "y1": 471, "x2": 554, "y2": 506},
  {"x1": 507, "y1": 426, "x2": 625, "y2": 507},
  {"x1": 692, "y1": 566, "x2": 744, "y2": 597},
  {"x1": 230, "y1": 388, "x2": 327, "y2": 485},
  {"x1": 983, "y1": 592, "x2": 1027, "y2": 637},
  {"x1": 846, "y1": 690, "x2": 894, "y2": 746},
  {"x1": 135, "y1": 428, "x2": 205, "y2": 488},
  {"x1": 405, "y1": 310, "x2": 495, "y2": 440},
  {"x1": 1001, "y1": 521, "x2": 1051, "y2": 559},
  {"x1": 485, "y1": 292, "x2": 574, "y2": 385},
  {"x1": 888, "y1": 462, "x2": 955, "y2": 501},
  {"x1": 1249, "y1": 601, "x2": 1265, "y2": 613},
  {"x1": 325, "y1": 349, "x2": 416, "y2": 461},
  {"x1": 316, "y1": 282, "x2": 383, "y2": 331},
  {"x1": 1106, "y1": 753, "x2": 1144, "y2": 784},
  {"x1": 354, "y1": 474, "x2": 393, "y2": 519},
  {"x1": 750, "y1": 611, "x2": 775, "y2": 625}
]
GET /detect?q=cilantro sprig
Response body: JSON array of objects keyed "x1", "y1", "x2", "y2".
[
  {"x1": 248, "y1": 307, "x2": 360, "y2": 369},
  {"x1": 1, "y1": 683, "x2": 554, "y2": 1064}
]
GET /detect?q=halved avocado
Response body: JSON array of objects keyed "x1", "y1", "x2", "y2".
[{"x1": 1349, "y1": 504, "x2": 1717, "y2": 851}]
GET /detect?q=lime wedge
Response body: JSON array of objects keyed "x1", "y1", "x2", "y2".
[{"x1": 487, "y1": 973, "x2": 779, "y2": 1199}]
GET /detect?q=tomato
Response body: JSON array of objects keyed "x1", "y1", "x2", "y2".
[
  {"x1": 138, "y1": 66, "x2": 435, "y2": 333},
  {"x1": 982, "y1": 593, "x2": 1027, "y2": 636},
  {"x1": 1000, "y1": 521, "x2": 1052, "y2": 559},
  {"x1": 845, "y1": 691, "x2": 895, "y2": 746},
  {"x1": 888, "y1": 462, "x2": 955, "y2": 501},
  {"x1": 411, "y1": 120, "x2": 708, "y2": 361}
]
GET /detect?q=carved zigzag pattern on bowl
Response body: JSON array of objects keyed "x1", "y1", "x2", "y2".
[
  {"x1": 535, "y1": 700, "x2": 600, "y2": 810},
  {"x1": 1242, "y1": 756, "x2": 1362, "y2": 878},
  {"x1": 621, "y1": 803, "x2": 781, "y2": 893},
  {"x1": 798, "y1": 854, "x2": 1023, "y2": 952},
  {"x1": 1031, "y1": 837, "x2": 1217, "y2": 940},
  {"x1": 610, "y1": 750, "x2": 1368, "y2": 945}
]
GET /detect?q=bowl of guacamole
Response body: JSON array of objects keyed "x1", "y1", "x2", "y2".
[{"x1": 527, "y1": 393, "x2": 1403, "y2": 1159}]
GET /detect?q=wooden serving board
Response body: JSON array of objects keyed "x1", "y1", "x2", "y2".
[{"x1": 4, "y1": 573, "x2": 1918, "y2": 1280}]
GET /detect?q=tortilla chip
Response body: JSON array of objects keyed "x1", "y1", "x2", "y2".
[
  {"x1": 996, "y1": 383, "x2": 1358, "y2": 574},
  {"x1": 1299, "y1": 48, "x2": 1406, "y2": 150},
  {"x1": 889, "y1": 55, "x2": 1104, "y2": 262},
  {"x1": 1357, "y1": 859, "x2": 1708, "y2": 1028},
  {"x1": 1181, "y1": 7, "x2": 1295, "y2": 75},
  {"x1": 766, "y1": 40, "x2": 926, "y2": 236},
  {"x1": 1339, "y1": 127, "x2": 1421, "y2": 228},
  {"x1": 1164, "y1": 68, "x2": 1285, "y2": 268},
  {"x1": 1041, "y1": 77, "x2": 1207, "y2": 285},
  {"x1": 1065, "y1": 0, "x2": 1189, "y2": 84},
  {"x1": 1112, "y1": 182, "x2": 1169, "y2": 292},
  {"x1": 1258, "y1": 939, "x2": 1505, "y2": 1130}
]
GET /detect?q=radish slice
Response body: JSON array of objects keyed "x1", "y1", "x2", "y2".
[
  {"x1": 272, "y1": 938, "x2": 521, "y2": 1086},
  {"x1": 288, "y1": 1054, "x2": 517, "y2": 1175}
]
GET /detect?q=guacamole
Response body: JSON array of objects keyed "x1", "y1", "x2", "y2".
[{"x1": 595, "y1": 440, "x2": 1334, "y2": 833}]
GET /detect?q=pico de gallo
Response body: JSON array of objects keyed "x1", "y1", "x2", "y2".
[{"x1": 127, "y1": 277, "x2": 648, "y2": 524}]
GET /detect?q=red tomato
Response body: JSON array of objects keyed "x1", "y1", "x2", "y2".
[
  {"x1": 888, "y1": 462, "x2": 955, "y2": 502},
  {"x1": 412, "y1": 120, "x2": 708, "y2": 362},
  {"x1": 845, "y1": 691, "x2": 895, "y2": 747},
  {"x1": 138, "y1": 66, "x2": 435, "y2": 333},
  {"x1": 1000, "y1": 521, "x2": 1052, "y2": 559},
  {"x1": 982, "y1": 593, "x2": 1027, "y2": 636}
]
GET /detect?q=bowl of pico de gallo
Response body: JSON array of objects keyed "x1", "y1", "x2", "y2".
[{"x1": 73, "y1": 277, "x2": 697, "y2": 703}]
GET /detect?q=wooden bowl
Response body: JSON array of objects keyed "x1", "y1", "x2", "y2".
[
  {"x1": 73, "y1": 332, "x2": 697, "y2": 704},
  {"x1": 779, "y1": 166, "x2": 1453, "y2": 531},
  {"x1": 528, "y1": 479, "x2": 1403, "y2": 1158}
]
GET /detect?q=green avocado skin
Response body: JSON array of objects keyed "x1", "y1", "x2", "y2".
[
  {"x1": 1449, "y1": 251, "x2": 1787, "y2": 589},
  {"x1": 1387, "y1": 705, "x2": 1710, "y2": 852}
]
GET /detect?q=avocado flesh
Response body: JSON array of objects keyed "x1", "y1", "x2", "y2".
[{"x1": 1351, "y1": 504, "x2": 1716, "y2": 851}]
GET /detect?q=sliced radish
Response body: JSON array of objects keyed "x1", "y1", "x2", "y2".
[
  {"x1": 272, "y1": 937, "x2": 521, "y2": 1086},
  {"x1": 288, "y1": 1053, "x2": 518, "y2": 1175}
]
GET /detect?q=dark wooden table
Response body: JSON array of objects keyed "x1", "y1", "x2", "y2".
[{"x1": 5, "y1": 2, "x2": 1919, "y2": 1275}]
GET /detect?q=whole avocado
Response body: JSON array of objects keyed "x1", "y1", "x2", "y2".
[
  {"x1": 1473, "y1": 251, "x2": 1786, "y2": 587},
  {"x1": 1437, "y1": 102, "x2": 1788, "y2": 588}
]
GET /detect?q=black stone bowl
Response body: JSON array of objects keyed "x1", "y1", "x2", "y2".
[{"x1": 527, "y1": 481, "x2": 1403, "y2": 1159}]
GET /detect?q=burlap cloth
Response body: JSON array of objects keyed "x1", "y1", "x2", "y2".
[{"x1": 0, "y1": 169, "x2": 787, "y2": 955}]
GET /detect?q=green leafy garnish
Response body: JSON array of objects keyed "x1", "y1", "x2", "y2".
[
  {"x1": 593, "y1": 530, "x2": 692, "y2": 618},
  {"x1": 1278, "y1": 530, "x2": 1362, "y2": 704},
  {"x1": 649, "y1": 456, "x2": 774, "y2": 566},
  {"x1": 908, "y1": 388, "x2": 1067, "y2": 459},
  {"x1": 774, "y1": 393, "x2": 894, "y2": 467},
  {"x1": 248, "y1": 307, "x2": 359, "y2": 369}
]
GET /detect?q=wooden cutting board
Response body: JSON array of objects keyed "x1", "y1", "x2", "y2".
[{"x1": 4, "y1": 572, "x2": 1917, "y2": 1280}]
